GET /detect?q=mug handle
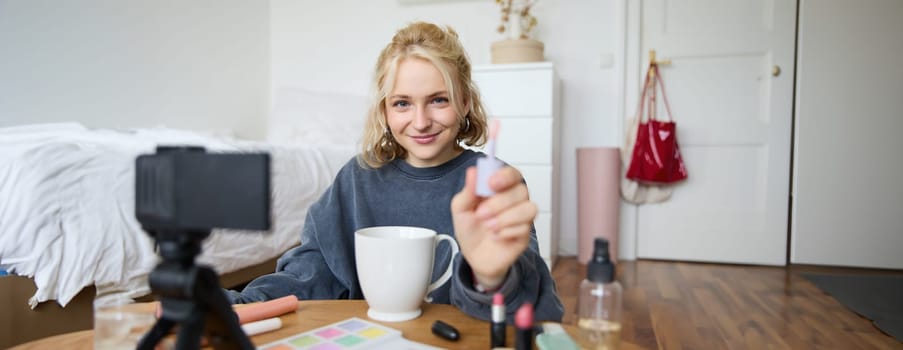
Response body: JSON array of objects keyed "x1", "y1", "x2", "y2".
[{"x1": 424, "y1": 234, "x2": 460, "y2": 302}]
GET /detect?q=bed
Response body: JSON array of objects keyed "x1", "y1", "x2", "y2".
[{"x1": 0, "y1": 88, "x2": 368, "y2": 347}]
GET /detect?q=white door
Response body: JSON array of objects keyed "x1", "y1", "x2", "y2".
[{"x1": 633, "y1": 0, "x2": 797, "y2": 265}]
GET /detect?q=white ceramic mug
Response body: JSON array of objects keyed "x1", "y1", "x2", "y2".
[{"x1": 354, "y1": 226, "x2": 460, "y2": 322}]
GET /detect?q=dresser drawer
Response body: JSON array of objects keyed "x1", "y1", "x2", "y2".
[
  {"x1": 534, "y1": 212, "x2": 555, "y2": 268},
  {"x1": 493, "y1": 118, "x2": 552, "y2": 164},
  {"x1": 518, "y1": 165, "x2": 551, "y2": 213},
  {"x1": 473, "y1": 69, "x2": 554, "y2": 117}
]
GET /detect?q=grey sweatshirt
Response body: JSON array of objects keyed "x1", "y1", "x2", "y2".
[{"x1": 226, "y1": 150, "x2": 564, "y2": 322}]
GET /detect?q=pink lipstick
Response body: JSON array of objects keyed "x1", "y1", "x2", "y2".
[
  {"x1": 491, "y1": 293, "x2": 506, "y2": 347},
  {"x1": 515, "y1": 302, "x2": 534, "y2": 350}
]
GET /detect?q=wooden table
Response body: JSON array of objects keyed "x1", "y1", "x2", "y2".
[{"x1": 12, "y1": 300, "x2": 643, "y2": 349}]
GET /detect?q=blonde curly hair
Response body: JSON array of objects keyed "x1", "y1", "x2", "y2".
[{"x1": 358, "y1": 22, "x2": 488, "y2": 168}]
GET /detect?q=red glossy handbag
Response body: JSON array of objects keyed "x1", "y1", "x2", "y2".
[{"x1": 626, "y1": 64, "x2": 688, "y2": 184}]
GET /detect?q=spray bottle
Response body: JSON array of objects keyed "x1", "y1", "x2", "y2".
[{"x1": 576, "y1": 238, "x2": 623, "y2": 350}]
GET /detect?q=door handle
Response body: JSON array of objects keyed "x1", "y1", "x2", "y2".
[{"x1": 772, "y1": 65, "x2": 781, "y2": 77}]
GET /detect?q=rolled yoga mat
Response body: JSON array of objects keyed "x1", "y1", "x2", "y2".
[{"x1": 577, "y1": 147, "x2": 621, "y2": 263}]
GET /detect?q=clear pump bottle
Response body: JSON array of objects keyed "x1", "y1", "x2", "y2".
[{"x1": 576, "y1": 238, "x2": 623, "y2": 350}]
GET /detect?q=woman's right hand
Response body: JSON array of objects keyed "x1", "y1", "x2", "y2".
[{"x1": 450, "y1": 165, "x2": 537, "y2": 290}]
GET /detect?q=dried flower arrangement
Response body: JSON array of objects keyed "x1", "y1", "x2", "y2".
[{"x1": 495, "y1": 0, "x2": 538, "y2": 40}]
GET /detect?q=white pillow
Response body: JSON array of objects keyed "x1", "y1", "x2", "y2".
[{"x1": 267, "y1": 87, "x2": 369, "y2": 147}]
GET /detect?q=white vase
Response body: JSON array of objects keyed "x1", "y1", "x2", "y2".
[{"x1": 507, "y1": 13, "x2": 523, "y2": 39}]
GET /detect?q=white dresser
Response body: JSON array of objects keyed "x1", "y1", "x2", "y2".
[{"x1": 472, "y1": 62, "x2": 560, "y2": 269}]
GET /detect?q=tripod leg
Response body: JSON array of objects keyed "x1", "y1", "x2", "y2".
[
  {"x1": 136, "y1": 317, "x2": 176, "y2": 350},
  {"x1": 144, "y1": 256, "x2": 253, "y2": 349},
  {"x1": 176, "y1": 310, "x2": 207, "y2": 350},
  {"x1": 196, "y1": 267, "x2": 254, "y2": 350}
]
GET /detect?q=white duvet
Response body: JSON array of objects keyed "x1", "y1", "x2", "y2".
[{"x1": 0, "y1": 123, "x2": 354, "y2": 308}]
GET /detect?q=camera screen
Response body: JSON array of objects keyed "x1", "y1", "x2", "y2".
[{"x1": 136, "y1": 147, "x2": 271, "y2": 232}]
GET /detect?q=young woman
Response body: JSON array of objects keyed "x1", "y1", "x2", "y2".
[{"x1": 228, "y1": 22, "x2": 563, "y2": 322}]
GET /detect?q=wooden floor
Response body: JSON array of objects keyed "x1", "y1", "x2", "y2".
[{"x1": 551, "y1": 257, "x2": 902, "y2": 349}]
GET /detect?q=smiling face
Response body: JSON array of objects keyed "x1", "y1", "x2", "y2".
[{"x1": 385, "y1": 58, "x2": 463, "y2": 168}]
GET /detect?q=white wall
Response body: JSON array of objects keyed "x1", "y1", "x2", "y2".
[
  {"x1": 270, "y1": 0, "x2": 620, "y2": 257},
  {"x1": 791, "y1": 0, "x2": 903, "y2": 269},
  {"x1": 0, "y1": 0, "x2": 270, "y2": 139},
  {"x1": 0, "y1": 0, "x2": 622, "y2": 258}
]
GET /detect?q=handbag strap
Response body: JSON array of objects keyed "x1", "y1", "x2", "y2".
[
  {"x1": 652, "y1": 64, "x2": 675, "y2": 122},
  {"x1": 636, "y1": 63, "x2": 677, "y2": 123},
  {"x1": 649, "y1": 68, "x2": 658, "y2": 121},
  {"x1": 634, "y1": 65, "x2": 654, "y2": 123}
]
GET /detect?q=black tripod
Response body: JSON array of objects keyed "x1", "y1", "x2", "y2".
[{"x1": 136, "y1": 231, "x2": 253, "y2": 350}]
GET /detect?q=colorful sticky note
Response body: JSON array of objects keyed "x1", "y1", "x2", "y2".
[
  {"x1": 309, "y1": 343, "x2": 342, "y2": 350},
  {"x1": 337, "y1": 319, "x2": 368, "y2": 332},
  {"x1": 335, "y1": 334, "x2": 366, "y2": 347},
  {"x1": 257, "y1": 317, "x2": 408, "y2": 349},
  {"x1": 315, "y1": 327, "x2": 345, "y2": 339},
  {"x1": 358, "y1": 327, "x2": 388, "y2": 339},
  {"x1": 289, "y1": 335, "x2": 319, "y2": 347},
  {"x1": 261, "y1": 345, "x2": 294, "y2": 350}
]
